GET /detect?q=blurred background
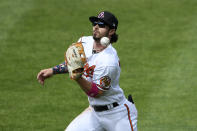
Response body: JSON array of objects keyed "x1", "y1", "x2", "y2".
[{"x1": 0, "y1": 0, "x2": 197, "y2": 130}]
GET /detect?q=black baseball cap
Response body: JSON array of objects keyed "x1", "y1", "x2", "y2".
[{"x1": 89, "y1": 11, "x2": 118, "y2": 30}]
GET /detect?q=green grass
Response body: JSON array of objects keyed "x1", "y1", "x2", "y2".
[{"x1": 0, "y1": 0, "x2": 197, "y2": 130}]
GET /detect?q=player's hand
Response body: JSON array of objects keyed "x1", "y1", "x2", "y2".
[
  {"x1": 37, "y1": 68, "x2": 53, "y2": 85},
  {"x1": 65, "y1": 42, "x2": 86, "y2": 80}
]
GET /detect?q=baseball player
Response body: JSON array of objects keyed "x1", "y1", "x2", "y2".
[{"x1": 37, "y1": 11, "x2": 138, "y2": 131}]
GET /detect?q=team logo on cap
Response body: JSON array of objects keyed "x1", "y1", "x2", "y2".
[{"x1": 98, "y1": 12, "x2": 104, "y2": 18}]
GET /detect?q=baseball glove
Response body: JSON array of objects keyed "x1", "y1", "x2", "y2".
[{"x1": 65, "y1": 42, "x2": 87, "y2": 80}]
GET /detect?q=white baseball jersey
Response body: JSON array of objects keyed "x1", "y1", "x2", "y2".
[{"x1": 78, "y1": 36, "x2": 126, "y2": 106}]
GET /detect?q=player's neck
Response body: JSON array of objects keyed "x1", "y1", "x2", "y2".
[{"x1": 93, "y1": 41, "x2": 105, "y2": 53}]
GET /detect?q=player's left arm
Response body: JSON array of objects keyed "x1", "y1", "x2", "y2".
[
  {"x1": 75, "y1": 77, "x2": 104, "y2": 97},
  {"x1": 75, "y1": 66, "x2": 116, "y2": 97}
]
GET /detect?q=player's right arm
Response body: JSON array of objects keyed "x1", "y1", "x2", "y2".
[{"x1": 37, "y1": 61, "x2": 68, "y2": 85}]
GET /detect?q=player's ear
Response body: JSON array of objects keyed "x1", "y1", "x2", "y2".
[{"x1": 109, "y1": 29, "x2": 115, "y2": 36}]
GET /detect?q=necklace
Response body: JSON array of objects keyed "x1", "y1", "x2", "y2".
[{"x1": 92, "y1": 49, "x2": 99, "y2": 54}]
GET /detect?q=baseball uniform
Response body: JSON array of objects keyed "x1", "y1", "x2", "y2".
[{"x1": 65, "y1": 36, "x2": 137, "y2": 131}]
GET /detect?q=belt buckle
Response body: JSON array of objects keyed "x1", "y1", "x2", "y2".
[{"x1": 107, "y1": 104, "x2": 113, "y2": 110}]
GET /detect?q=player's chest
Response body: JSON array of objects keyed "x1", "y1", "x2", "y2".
[{"x1": 83, "y1": 54, "x2": 100, "y2": 79}]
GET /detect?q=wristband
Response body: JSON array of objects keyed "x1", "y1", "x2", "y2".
[
  {"x1": 86, "y1": 83, "x2": 99, "y2": 97},
  {"x1": 52, "y1": 62, "x2": 68, "y2": 74}
]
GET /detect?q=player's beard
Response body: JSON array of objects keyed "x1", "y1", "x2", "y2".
[
  {"x1": 93, "y1": 30, "x2": 109, "y2": 42},
  {"x1": 93, "y1": 31, "x2": 101, "y2": 42},
  {"x1": 93, "y1": 36, "x2": 100, "y2": 42}
]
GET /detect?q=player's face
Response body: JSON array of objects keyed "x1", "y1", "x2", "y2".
[{"x1": 92, "y1": 21, "x2": 110, "y2": 41}]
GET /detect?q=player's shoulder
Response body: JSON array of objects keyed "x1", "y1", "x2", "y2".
[
  {"x1": 99, "y1": 45, "x2": 119, "y2": 66},
  {"x1": 106, "y1": 45, "x2": 118, "y2": 55},
  {"x1": 104, "y1": 44, "x2": 118, "y2": 58},
  {"x1": 78, "y1": 36, "x2": 93, "y2": 43},
  {"x1": 78, "y1": 36, "x2": 93, "y2": 58}
]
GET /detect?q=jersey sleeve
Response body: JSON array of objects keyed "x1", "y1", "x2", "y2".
[
  {"x1": 92, "y1": 66, "x2": 119, "y2": 91},
  {"x1": 77, "y1": 37, "x2": 82, "y2": 42}
]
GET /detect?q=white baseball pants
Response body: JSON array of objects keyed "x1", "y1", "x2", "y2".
[{"x1": 65, "y1": 99, "x2": 137, "y2": 131}]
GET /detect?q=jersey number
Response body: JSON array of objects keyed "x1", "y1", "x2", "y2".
[{"x1": 83, "y1": 63, "x2": 96, "y2": 78}]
